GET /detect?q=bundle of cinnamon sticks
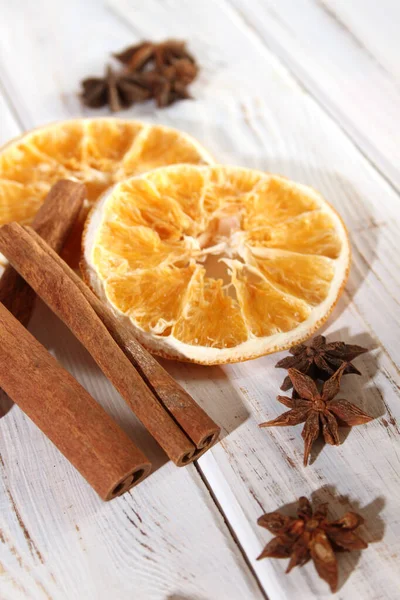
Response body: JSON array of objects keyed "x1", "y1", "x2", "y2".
[{"x1": 0, "y1": 181, "x2": 220, "y2": 500}]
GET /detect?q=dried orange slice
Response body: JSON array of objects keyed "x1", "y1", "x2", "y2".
[
  {"x1": 0, "y1": 118, "x2": 213, "y2": 264},
  {"x1": 82, "y1": 165, "x2": 350, "y2": 364}
]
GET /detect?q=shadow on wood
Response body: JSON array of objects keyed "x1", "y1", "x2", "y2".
[{"x1": 0, "y1": 390, "x2": 14, "y2": 419}]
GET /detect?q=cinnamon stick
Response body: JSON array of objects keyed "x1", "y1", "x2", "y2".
[
  {"x1": 0, "y1": 223, "x2": 197, "y2": 466},
  {"x1": 19, "y1": 228, "x2": 220, "y2": 455},
  {"x1": 0, "y1": 180, "x2": 86, "y2": 418},
  {"x1": 0, "y1": 302, "x2": 151, "y2": 500},
  {"x1": 0, "y1": 180, "x2": 86, "y2": 325}
]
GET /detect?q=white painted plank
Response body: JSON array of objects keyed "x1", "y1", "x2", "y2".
[
  {"x1": 0, "y1": 91, "x2": 21, "y2": 145},
  {"x1": 225, "y1": 0, "x2": 400, "y2": 192},
  {"x1": 0, "y1": 0, "x2": 400, "y2": 599},
  {"x1": 322, "y1": 0, "x2": 400, "y2": 82},
  {"x1": 112, "y1": 1, "x2": 400, "y2": 597},
  {"x1": 162, "y1": 96, "x2": 400, "y2": 597}
]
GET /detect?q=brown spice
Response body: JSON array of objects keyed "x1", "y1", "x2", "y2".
[
  {"x1": 114, "y1": 41, "x2": 156, "y2": 71},
  {"x1": 0, "y1": 181, "x2": 86, "y2": 416},
  {"x1": 115, "y1": 39, "x2": 196, "y2": 74},
  {"x1": 81, "y1": 66, "x2": 151, "y2": 112},
  {"x1": 260, "y1": 364, "x2": 373, "y2": 465},
  {"x1": 82, "y1": 39, "x2": 198, "y2": 112},
  {"x1": 0, "y1": 180, "x2": 85, "y2": 326},
  {"x1": 276, "y1": 335, "x2": 368, "y2": 392},
  {"x1": 0, "y1": 302, "x2": 150, "y2": 500},
  {"x1": 257, "y1": 496, "x2": 368, "y2": 592}
]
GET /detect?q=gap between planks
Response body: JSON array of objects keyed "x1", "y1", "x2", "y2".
[
  {"x1": 222, "y1": 0, "x2": 400, "y2": 197},
  {"x1": 193, "y1": 460, "x2": 269, "y2": 600}
]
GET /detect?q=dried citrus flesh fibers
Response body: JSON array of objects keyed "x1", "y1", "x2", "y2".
[
  {"x1": 83, "y1": 165, "x2": 350, "y2": 364},
  {"x1": 0, "y1": 118, "x2": 213, "y2": 265}
]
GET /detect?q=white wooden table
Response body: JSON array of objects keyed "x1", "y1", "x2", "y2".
[{"x1": 1, "y1": 1, "x2": 400, "y2": 598}]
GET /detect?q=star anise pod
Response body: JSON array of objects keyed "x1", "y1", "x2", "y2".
[
  {"x1": 114, "y1": 39, "x2": 198, "y2": 107},
  {"x1": 114, "y1": 41, "x2": 156, "y2": 72},
  {"x1": 114, "y1": 39, "x2": 197, "y2": 75},
  {"x1": 155, "y1": 39, "x2": 196, "y2": 67},
  {"x1": 81, "y1": 66, "x2": 151, "y2": 112},
  {"x1": 260, "y1": 364, "x2": 373, "y2": 465},
  {"x1": 129, "y1": 70, "x2": 191, "y2": 108},
  {"x1": 276, "y1": 335, "x2": 368, "y2": 392},
  {"x1": 82, "y1": 39, "x2": 198, "y2": 112},
  {"x1": 257, "y1": 496, "x2": 368, "y2": 592}
]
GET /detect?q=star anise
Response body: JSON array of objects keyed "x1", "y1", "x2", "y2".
[
  {"x1": 81, "y1": 66, "x2": 151, "y2": 112},
  {"x1": 260, "y1": 364, "x2": 373, "y2": 465},
  {"x1": 114, "y1": 39, "x2": 197, "y2": 76},
  {"x1": 81, "y1": 39, "x2": 198, "y2": 112},
  {"x1": 137, "y1": 70, "x2": 192, "y2": 108},
  {"x1": 257, "y1": 496, "x2": 368, "y2": 592},
  {"x1": 114, "y1": 41, "x2": 156, "y2": 72},
  {"x1": 276, "y1": 335, "x2": 368, "y2": 392},
  {"x1": 114, "y1": 39, "x2": 198, "y2": 107}
]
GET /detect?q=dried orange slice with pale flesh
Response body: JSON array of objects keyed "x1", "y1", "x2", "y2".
[
  {"x1": 0, "y1": 118, "x2": 213, "y2": 265},
  {"x1": 82, "y1": 165, "x2": 350, "y2": 364}
]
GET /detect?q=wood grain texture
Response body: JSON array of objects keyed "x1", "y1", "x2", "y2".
[
  {"x1": 0, "y1": 0, "x2": 400, "y2": 598},
  {"x1": 226, "y1": 0, "x2": 400, "y2": 192},
  {"x1": 319, "y1": 0, "x2": 400, "y2": 82}
]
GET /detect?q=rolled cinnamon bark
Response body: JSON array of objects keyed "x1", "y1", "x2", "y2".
[
  {"x1": 0, "y1": 180, "x2": 86, "y2": 325},
  {"x1": 0, "y1": 302, "x2": 151, "y2": 500},
  {"x1": 0, "y1": 180, "x2": 86, "y2": 418}
]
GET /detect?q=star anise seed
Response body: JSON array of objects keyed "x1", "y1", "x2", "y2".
[
  {"x1": 276, "y1": 335, "x2": 368, "y2": 392},
  {"x1": 81, "y1": 66, "x2": 151, "y2": 112},
  {"x1": 113, "y1": 41, "x2": 155, "y2": 70},
  {"x1": 260, "y1": 363, "x2": 373, "y2": 465},
  {"x1": 80, "y1": 77, "x2": 108, "y2": 108},
  {"x1": 257, "y1": 496, "x2": 368, "y2": 592}
]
